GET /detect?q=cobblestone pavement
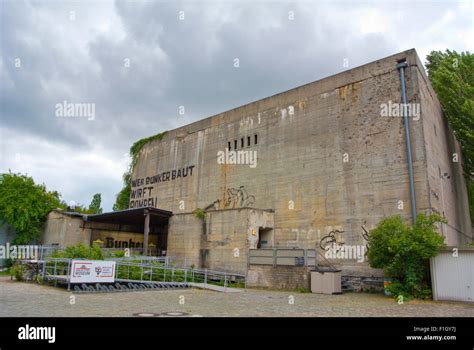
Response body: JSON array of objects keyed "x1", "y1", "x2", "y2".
[{"x1": 0, "y1": 277, "x2": 473, "y2": 317}]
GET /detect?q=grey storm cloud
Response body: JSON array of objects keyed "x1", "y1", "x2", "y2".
[{"x1": 0, "y1": 0, "x2": 472, "y2": 210}]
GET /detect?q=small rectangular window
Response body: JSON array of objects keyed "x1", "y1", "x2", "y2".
[
  {"x1": 234, "y1": 140, "x2": 237, "y2": 149},
  {"x1": 241, "y1": 138, "x2": 244, "y2": 148},
  {"x1": 247, "y1": 136, "x2": 251, "y2": 147},
  {"x1": 254, "y1": 134, "x2": 258, "y2": 145},
  {"x1": 228, "y1": 141, "x2": 231, "y2": 150}
]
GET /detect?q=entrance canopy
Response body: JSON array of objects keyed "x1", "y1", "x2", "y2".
[
  {"x1": 84, "y1": 207, "x2": 172, "y2": 255},
  {"x1": 85, "y1": 207, "x2": 172, "y2": 227}
]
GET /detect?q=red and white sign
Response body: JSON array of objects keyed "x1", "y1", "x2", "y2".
[{"x1": 70, "y1": 260, "x2": 116, "y2": 283}]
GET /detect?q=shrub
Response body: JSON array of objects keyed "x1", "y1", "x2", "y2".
[
  {"x1": 51, "y1": 243, "x2": 104, "y2": 260},
  {"x1": 113, "y1": 250, "x2": 126, "y2": 258},
  {"x1": 10, "y1": 263, "x2": 27, "y2": 281},
  {"x1": 4, "y1": 258, "x2": 14, "y2": 268},
  {"x1": 367, "y1": 214, "x2": 446, "y2": 300}
]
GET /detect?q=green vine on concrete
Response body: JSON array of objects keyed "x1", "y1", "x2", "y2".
[
  {"x1": 193, "y1": 208, "x2": 207, "y2": 220},
  {"x1": 129, "y1": 131, "x2": 168, "y2": 172},
  {"x1": 113, "y1": 131, "x2": 167, "y2": 211}
]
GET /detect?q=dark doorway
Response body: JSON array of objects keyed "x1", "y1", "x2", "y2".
[{"x1": 257, "y1": 228, "x2": 273, "y2": 248}]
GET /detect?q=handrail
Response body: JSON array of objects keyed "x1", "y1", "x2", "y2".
[{"x1": 248, "y1": 248, "x2": 316, "y2": 267}]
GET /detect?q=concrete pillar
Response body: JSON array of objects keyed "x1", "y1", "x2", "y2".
[{"x1": 144, "y1": 210, "x2": 150, "y2": 256}]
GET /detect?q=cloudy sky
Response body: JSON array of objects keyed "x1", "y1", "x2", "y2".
[{"x1": 0, "y1": 0, "x2": 472, "y2": 211}]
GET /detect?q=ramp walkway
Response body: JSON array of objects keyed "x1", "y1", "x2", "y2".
[{"x1": 35, "y1": 257, "x2": 246, "y2": 293}]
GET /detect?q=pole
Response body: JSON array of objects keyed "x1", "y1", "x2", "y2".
[
  {"x1": 67, "y1": 259, "x2": 71, "y2": 291},
  {"x1": 144, "y1": 210, "x2": 150, "y2": 256}
]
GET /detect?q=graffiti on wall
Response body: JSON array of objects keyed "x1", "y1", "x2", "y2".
[
  {"x1": 319, "y1": 230, "x2": 345, "y2": 252},
  {"x1": 361, "y1": 225, "x2": 370, "y2": 248},
  {"x1": 205, "y1": 186, "x2": 255, "y2": 210},
  {"x1": 212, "y1": 186, "x2": 255, "y2": 209}
]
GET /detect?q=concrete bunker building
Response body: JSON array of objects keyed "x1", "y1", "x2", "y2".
[{"x1": 43, "y1": 49, "x2": 472, "y2": 290}]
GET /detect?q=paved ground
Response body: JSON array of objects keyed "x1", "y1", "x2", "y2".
[{"x1": 0, "y1": 277, "x2": 473, "y2": 317}]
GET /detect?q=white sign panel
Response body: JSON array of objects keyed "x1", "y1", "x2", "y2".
[{"x1": 70, "y1": 260, "x2": 116, "y2": 283}]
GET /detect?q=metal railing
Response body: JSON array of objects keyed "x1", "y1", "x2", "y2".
[
  {"x1": 115, "y1": 261, "x2": 246, "y2": 290},
  {"x1": 38, "y1": 256, "x2": 246, "y2": 291},
  {"x1": 248, "y1": 248, "x2": 316, "y2": 267},
  {"x1": 101, "y1": 247, "x2": 160, "y2": 256},
  {"x1": 32, "y1": 245, "x2": 165, "y2": 260},
  {"x1": 41, "y1": 258, "x2": 72, "y2": 287},
  {"x1": 107, "y1": 256, "x2": 170, "y2": 266},
  {"x1": 14, "y1": 245, "x2": 247, "y2": 291},
  {"x1": 37, "y1": 245, "x2": 62, "y2": 260}
]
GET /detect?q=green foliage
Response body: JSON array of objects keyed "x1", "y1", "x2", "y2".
[
  {"x1": 69, "y1": 204, "x2": 94, "y2": 215},
  {"x1": 113, "y1": 172, "x2": 131, "y2": 211},
  {"x1": 468, "y1": 181, "x2": 474, "y2": 225},
  {"x1": 113, "y1": 132, "x2": 167, "y2": 211},
  {"x1": 10, "y1": 263, "x2": 27, "y2": 281},
  {"x1": 426, "y1": 50, "x2": 474, "y2": 223},
  {"x1": 51, "y1": 243, "x2": 104, "y2": 260},
  {"x1": 129, "y1": 131, "x2": 167, "y2": 170},
  {"x1": 193, "y1": 208, "x2": 207, "y2": 219},
  {"x1": 367, "y1": 214, "x2": 446, "y2": 299},
  {"x1": 3, "y1": 258, "x2": 14, "y2": 268},
  {"x1": 0, "y1": 172, "x2": 62, "y2": 244},
  {"x1": 0, "y1": 268, "x2": 11, "y2": 276},
  {"x1": 88, "y1": 193, "x2": 103, "y2": 214},
  {"x1": 112, "y1": 250, "x2": 125, "y2": 258},
  {"x1": 0, "y1": 171, "x2": 102, "y2": 244}
]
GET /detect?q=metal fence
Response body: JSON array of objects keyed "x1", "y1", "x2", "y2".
[
  {"x1": 35, "y1": 245, "x2": 163, "y2": 260},
  {"x1": 108, "y1": 256, "x2": 170, "y2": 265},
  {"x1": 101, "y1": 247, "x2": 160, "y2": 256},
  {"x1": 37, "y1": 245, "x2": 62, "y2": 260},
  {"x1": 42, "y1": 258, "x2": 71, "y2": 287},
  {"x1": 15, "y1": 245, "x2": 246, "y2": 291},
  {"x1": 40, "y1": 257, "x2": 246, "y2": 291},
  {"x1": 248, "y1": 248, "x2": 316, "y2": 267},
  {"x1": 115, "y1": 261, "x2": 246, "y2": 289}
]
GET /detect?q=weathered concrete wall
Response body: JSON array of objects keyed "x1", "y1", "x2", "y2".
[
  {"x1": 168, "y1": 208, "x2": 273, "y2": 274},
  {"x1": 247, "y1": 265, "x2": 311, "y2": 290},
  {"x1": 132, "y1": 49, "x2": 471, "y2": 277},
  {"x1": 167, "y1": 213, "x2": 203, "y2": 268},
  {"x1": 202, "y1": 209, "x2": 249, "y2": 273},
  {"x1": 42, "y1": 211, "x2": 90, "y2": 246}
]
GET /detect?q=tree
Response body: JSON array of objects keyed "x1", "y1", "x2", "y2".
[
  {"x1": 367, "y1": 214, "x2": 446, "y2": 299},
  {"x1": 0, "y1": 172, "x2": 63, "y2": 244},
  {"x1": 88, "y1": 193, "x2": 103, "y2": 214},
  {"x1": 426, "y1": 50, "x2": 474, "y2": 222}
]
